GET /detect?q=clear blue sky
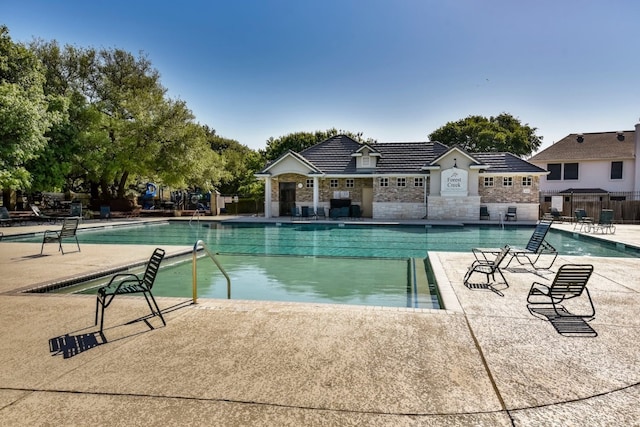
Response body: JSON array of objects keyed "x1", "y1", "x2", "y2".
[{"x1": 3, "y1": 0, "x2": 640, "y2": 152}]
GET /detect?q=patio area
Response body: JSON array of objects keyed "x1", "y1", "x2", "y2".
[{"x1": 0, "y1": 218, "x2": 639, "y2": 426}]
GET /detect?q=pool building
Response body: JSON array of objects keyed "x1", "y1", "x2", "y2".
[{"x1": 256, "y1": 135, "x2": 547, "y2": 221}]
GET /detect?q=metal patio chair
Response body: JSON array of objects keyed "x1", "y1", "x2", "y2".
[
  {"x1": 573, "y1": 208, "x2": 593, "y2": 232},
  {"x1": 473, "y1": 219, "x2": 557, "y2": 271},
  {"x1": 463, "y1": 245, "x2": 510, "y2": 296},
  {"x1": 527, "y1": 264, "x2": 595, "y2": 320},
  {"x1": 504, "y1": 206, "x2": 517, "y2": 221},
  {"x1": 40, "y1": 217, "x2": 81, "y2": 255},
  {"x1": 479, "y1": 205, "x2": 490, "y2": 220},
  {"x1": 590, "y1": 209, "x2": 616, "y2": 234},
  {"x1": 95, "y1": 248, "x2": 166, "y2": 334},
  {"x1": 291, "y1": 206, "x2": 302, "y2": 220}
]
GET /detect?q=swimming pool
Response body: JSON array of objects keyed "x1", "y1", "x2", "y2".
[
  {"x1": 17, "y1": 220, "x2": 639, "y2": 258},
  {"x1": 16, "y1": 221, "x2": 640, "y2": 308}
]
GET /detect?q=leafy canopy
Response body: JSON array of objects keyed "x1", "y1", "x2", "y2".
[
  {"x1": 428, "y1": 113, "x2": 542, "y2": 157},
  {"x1": 0, "y1": 26, "x2": 60, "y2": 189}
]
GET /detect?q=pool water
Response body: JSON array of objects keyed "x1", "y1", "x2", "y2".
[
  {"x1": 14, "y1": 221, "x2": 640, "y2": 258},
  {"x1": 19, "y1": 221, "x2": 639, "y2": 309},
  {"x1": 62, "y1": 254, "x2": 438, "y2": 308}
]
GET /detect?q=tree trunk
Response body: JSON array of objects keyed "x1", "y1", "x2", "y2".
[{"x1": 116, "y1": 171, "x2": 129, "y2": 199}]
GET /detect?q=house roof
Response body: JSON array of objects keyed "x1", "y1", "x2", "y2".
[
  {"x1": 475, "y1": 153, "x2": 548, "y2": 174},
  {"x1": 258, "y1": 134, "x2": 546, "y2": 176},
  {"x1": 529, "y1": 130, "x2": 636, "y2": 162},
  {"x1": 558, "y1": 188, "x2": 608, "y2": 194}
]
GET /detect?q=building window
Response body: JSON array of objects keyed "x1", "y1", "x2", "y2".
[
  {"x1": 345, "y1": 179, "x2": 354, "y2": 188},
  {"x1": 330, "y1": 179, "x2": 339, "y2": 188},
  {"x1": 362, "y1": 156, "x2": 371, "y2": 167},
  {"x1": 611, "y1": 161, "x2": 623, "y2": 180},
  {"x1": 397, "y1": 177, "x2": 406, "y2": 187},
  {"x1": 521, "y1": 176, "x2": 532, "y2": 187},
  {"x1": 306, "y1": 179, "x2": 314, "y2": 188},
  {"x1": 503, "y1": 177, "x2": 513, "y2": 187},
  {"x1": 547, "y1": 163, "x2": 561, "y2": 180},
  {"x1": 379, "y1": 177, "x2": 389, "y2": 187},
  {"x1": 564, "y1": 163, "x2": 578, "y2": 180},
  {"x1": 483, "y1": 176, "x2": 494, "y2": 187},
  {"x1": 414, "y1": 177, "x2": 424, "y2": 187}
]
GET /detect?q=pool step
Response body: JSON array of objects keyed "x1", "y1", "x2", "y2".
[{"x1": 410, "y1": 257, "x2": 437, "y2": 308}]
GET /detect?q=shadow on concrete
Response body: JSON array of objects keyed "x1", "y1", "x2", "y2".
[
  {"x1": 49, "y1": 300, "x2": 193, "y2": 358},
  {"x1": 49, "y1": 332, "x2": 105, "y2": 359},
  {"x1": 527, "y1": 306, "x2": 598, "y2": 337}
]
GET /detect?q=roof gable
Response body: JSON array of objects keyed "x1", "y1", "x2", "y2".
[
  {"x1": 529, "y1": 130, "x2": 635, "y2": 162},
  {"x1": 257, "y1": 150, "x2": 322, "y2": 176}
]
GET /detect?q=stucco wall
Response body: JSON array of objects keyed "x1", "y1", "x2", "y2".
[{"x1": 531, "y1": 159, "x2": 635, "y2": 193}]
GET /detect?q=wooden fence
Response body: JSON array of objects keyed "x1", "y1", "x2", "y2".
[{"x1": 539, "y1": 191, "x2": 640, "y2": 223}]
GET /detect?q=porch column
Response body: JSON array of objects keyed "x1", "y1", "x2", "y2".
[
  {"x1": 264, "y1": 177, "x2": 272, "y2": 218},
  {"x1": 313, "y1": 176, "x2": 319, "y2": 214}
]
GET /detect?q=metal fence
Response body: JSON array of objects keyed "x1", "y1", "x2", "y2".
[{"x1": 539, "y1": 191, "x2": 640, "y2": 223}]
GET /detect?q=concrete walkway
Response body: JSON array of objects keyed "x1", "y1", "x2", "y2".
[{"x1": 0, "y1": 218, "x2": 639, "y2": 426}]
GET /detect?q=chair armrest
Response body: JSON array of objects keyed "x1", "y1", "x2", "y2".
[
  {"x1": 472, "y1": 247, "x2": 500, "y2": 262},
  {"x1": 99, "y1": 273, "x2": 141, "y2": 294},
  {"x1": 528, "y1": 281, "x2": 550, "y2": 296}
]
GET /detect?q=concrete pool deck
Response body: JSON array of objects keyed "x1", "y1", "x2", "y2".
[{"x1": 0, "y1": 218, "x2": 639, "y2": 426}]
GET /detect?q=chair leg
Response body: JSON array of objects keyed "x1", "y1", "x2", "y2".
[
  {"x1": 95, "y1": 296, "x2": 100, "y2": 326},
  {"x1": 146, "y1": 292, "x2": 166, "y2": 326}
]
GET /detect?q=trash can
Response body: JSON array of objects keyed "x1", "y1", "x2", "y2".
[
  {"x1": 100, "y1": 206, "x2": 111, "y2": 220},
  {"x1": 71, "y1": 202, "x2": 82, "y2": 217}
]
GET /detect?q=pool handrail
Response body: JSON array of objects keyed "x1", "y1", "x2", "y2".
[{"x1": 192, "y1": 240, "x2": 231, "y2": 303}]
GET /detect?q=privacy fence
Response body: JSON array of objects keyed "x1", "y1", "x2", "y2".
[{"x1": 539, "y1": 191, "x2": 640, "y2": 224}]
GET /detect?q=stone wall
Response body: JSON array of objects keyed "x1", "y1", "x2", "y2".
[
  {"x1": 427, "y1": 196, "x2": 481, "y2": 220},
  {"x1": 373, "y1": 202, "x2": 426, "y2": 219},
  {"x1": 478, "y1": 175, "x2": 539, "y2": 203},
  {"x1": 480, "y1": 203, "x2": 539, "y2": 222},
  {"x1": 373, "y1": 177, "x2": 425, "y2": 203}
]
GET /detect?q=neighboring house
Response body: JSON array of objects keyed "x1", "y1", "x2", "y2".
[
  {"x1": 256, "y1": 135, "x2": 547, "y2": 221},
  {"x1": 529, "y1": 122, "x2": 640, "y2": 193}
]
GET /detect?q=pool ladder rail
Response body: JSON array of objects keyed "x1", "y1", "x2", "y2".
[{"x1": 192, "y1": 240, "x2": 231, "y2": 303}]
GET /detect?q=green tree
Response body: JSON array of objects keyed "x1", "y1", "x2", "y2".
[
  {"x1": 206, "y1": 126, "x2": 262, "y2": 195},
  {"x1": 29, "y1": 40, "x2": 222, "y2": 200},
  {"x1": 261, "y1": 128, "x2": 375, "y2": 161},
  {"x1": 0, "y1": 26, "x2": 59, "y2": 190},
  {"x1": 428, "y1": 113, "x2": 542, "y2": 157}
]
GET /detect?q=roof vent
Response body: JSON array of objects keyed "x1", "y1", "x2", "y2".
[
  {"x1": 576, "y1": 133, "x2": 584, "y2": 143},
  {"x1": 617, "y1": 131, "x2": 625, "y2": 141}
]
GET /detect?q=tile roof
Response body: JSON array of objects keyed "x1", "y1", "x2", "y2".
[
  {"x1": 529, "y1": 131, "x2": 636, "y2": 162},
  {"x1": 475, "y1": 153, "x2": 548, "y2": 174},
  {"x1": 260, "y1": 134, "x2": 547, "y2": 175}
]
